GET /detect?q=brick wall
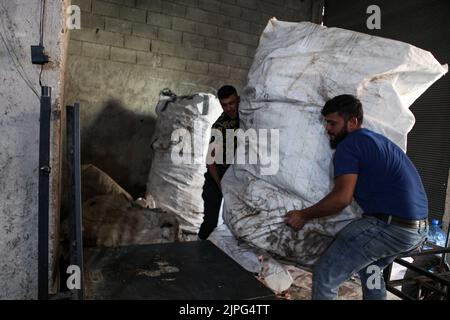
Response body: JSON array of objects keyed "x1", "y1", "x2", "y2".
[
  {"x1": 66, "y1": 0, "x2": 320, "y2": 196},
  {"x1": 69, "y1": 0, "x2": 317, "y2": 87}
]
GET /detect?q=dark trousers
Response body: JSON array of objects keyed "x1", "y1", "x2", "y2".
[{"x1": 198, "y1": 166, "x2": 227, "y2": 240}]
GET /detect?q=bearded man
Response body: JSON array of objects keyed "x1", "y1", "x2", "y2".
[{"x1": 286, "y1": 94, "x2": 429, "y2": 300}]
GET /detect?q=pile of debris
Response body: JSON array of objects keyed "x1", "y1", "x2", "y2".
[{"x1": 62, "y1": 164, "x2": 180, "y2": 248}]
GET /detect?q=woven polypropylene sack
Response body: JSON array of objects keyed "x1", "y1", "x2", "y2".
[
  {"x1": 146, "y1": 92, "x2": 222, "y2": 234},
  {"x1": 221, "y1": 20, "x2": 447, "y2": 267}
]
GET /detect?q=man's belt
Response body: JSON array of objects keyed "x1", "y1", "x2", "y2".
[{"x1": 366, "y1": 213, "x2": 428, "y2": 229}]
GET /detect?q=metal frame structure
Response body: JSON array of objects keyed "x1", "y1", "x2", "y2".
[
  {"x1": 66, "y1": 103, "x2": 84, "y2": 299},
  {"x1": 384, "y1": 238, "x2": 450, "y2": 300},
  {"x1": 43, "y1": 103, "x2": 84, "y2": 300},
  {"x1": 38, "y1": 86, "x2": 52, "y2": 300}
]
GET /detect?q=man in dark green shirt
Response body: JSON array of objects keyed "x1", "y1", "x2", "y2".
[{"x1": 198, "y1": 85, "x2": 239, "y2": 240}]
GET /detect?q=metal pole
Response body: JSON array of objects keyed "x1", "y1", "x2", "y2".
[
  {"x1": 67, "y1": 103, "x2": 84, "y2": 299},
  {"x1": 38, "y1": 86, "x2": 51, "y2": 300}
]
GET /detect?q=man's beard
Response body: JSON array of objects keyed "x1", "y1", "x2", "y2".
[{"x1": 329, "y1": 127, "x2": 349, "y2": 149}]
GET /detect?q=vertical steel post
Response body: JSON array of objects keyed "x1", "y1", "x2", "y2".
[
  {"x1": 38, "y1": 86, "x2": 51, "y2": 300},
  {"x1": 67, "y1": 103, "x2": 84, "y2": 299}
]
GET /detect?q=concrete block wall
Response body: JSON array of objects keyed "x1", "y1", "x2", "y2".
[{"x1": 66, "y1": 0, "x2": 320, "y2": 197}]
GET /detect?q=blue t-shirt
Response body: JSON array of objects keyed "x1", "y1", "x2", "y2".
[{"x1": 333, "y1": 128, "x2": 428, "y2": 220}]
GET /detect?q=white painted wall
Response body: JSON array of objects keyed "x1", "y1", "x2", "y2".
[{"x1": 0, "y1": 0, "x2": 68, "y2": 299}]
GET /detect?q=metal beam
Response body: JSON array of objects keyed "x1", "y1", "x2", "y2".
[
  {"x1": 38, "y1": 86, "x2": 51, "y2": 300},
  {"x1": 67, "y1": 103, "x2": 84, "y2": 299}
]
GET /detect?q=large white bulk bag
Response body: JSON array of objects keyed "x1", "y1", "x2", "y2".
[
  {"x1": 146, "y1": 91, "x2": 222, "y2": 234},
  {"x1": 220, "y1": 20, "x2": 447, "y2": 268}
]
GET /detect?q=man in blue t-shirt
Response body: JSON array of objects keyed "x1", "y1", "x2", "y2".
[{"x1": 286, "y1": 94, "x2": 429, "y2": 300}]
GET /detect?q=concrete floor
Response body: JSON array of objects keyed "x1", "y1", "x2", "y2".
[{"x1": 279, "y1": 265, "x2": 401, "y2": 300}]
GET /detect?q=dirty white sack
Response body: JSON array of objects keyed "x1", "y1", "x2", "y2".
[
  {"x1": 146, "y1": 92, "x2": 222, "y2": 234},
  {"x1": 209, "y1": 224, "x2": 294, "y2": 293},
  {"x1": 219, "y1": 20, "x2": 448, "y2": 268}
]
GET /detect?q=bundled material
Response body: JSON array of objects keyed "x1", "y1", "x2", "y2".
[
  {"x1": 62, "y1": 164, "x2": 180, "y2": 247},
  {"x1": 83, "y1": 195, "x2": 180, "y2": 247},
  {"x1": 81, "y1": 164, "x2": 133, "y2": 202},
  {"x1": 220, "y1": 20, "x2": 447, "y2": 268},
  {"x1": 146, "y1": 91, "x2": 222, "y2": 234}
]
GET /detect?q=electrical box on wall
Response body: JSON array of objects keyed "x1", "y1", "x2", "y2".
[{"x1": 31, "y1": 45, "x2": 49, "y2": 64}]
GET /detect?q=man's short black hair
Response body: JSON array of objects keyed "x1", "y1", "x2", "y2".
[
  {"x1": 321, "y1": 94, "x2": 363, "y2": 123},
  {"x1": 217, "y1": 85, "x2": 238, "y2": 100}
]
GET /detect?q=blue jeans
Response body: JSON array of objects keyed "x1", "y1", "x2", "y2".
[{"x1": 312, "y1": 215, "x2": 428, "y2": 300}]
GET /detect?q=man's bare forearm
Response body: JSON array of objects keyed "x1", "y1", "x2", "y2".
[
  {"x1": 286, "y1": 174, "x2": 357, "y2": 231},
  {"x1": 302, "y1": 191, "x2": 350, "y2": 220}
]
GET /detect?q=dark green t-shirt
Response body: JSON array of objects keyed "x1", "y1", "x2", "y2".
[{"x1": 210, "y1": 112, "x2": 239, "y2": 169}]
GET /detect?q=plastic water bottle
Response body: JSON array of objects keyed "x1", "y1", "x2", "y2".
[{"x1": 427, "y1": 219, "x2": 447, "y2": 248}]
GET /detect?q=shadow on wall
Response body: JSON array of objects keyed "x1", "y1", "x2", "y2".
[{"x1": 81, "y1": 99, "x2": 156, "y2": 198}]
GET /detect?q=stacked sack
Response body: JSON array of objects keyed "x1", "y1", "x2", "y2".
[
  {"x1": 146, "y1": 90, "x2": 222, "y2": 235},
  {"x1": 219, "y1": 20, "x2": 447, "y2": 268}
]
